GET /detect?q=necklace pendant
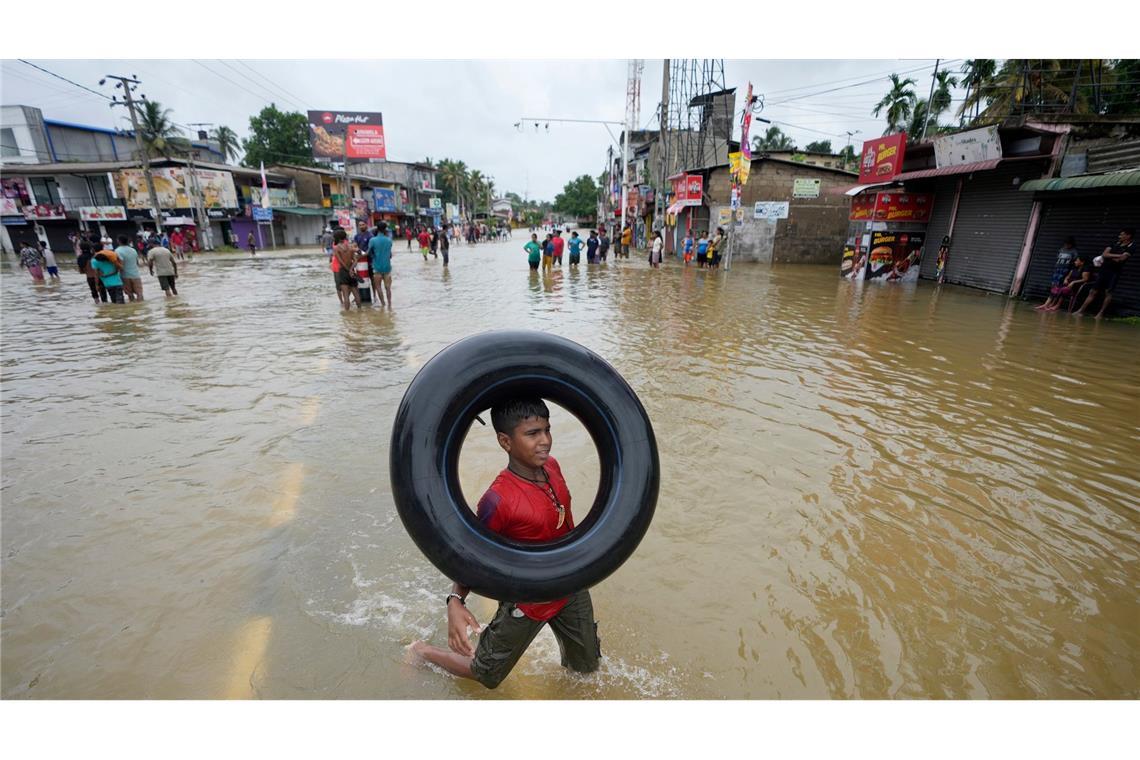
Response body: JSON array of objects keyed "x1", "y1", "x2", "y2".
[{"x1": 555, "y1": 508, "x2": 565, "y2": 529}]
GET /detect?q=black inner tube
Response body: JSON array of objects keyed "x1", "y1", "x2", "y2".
[{"x1": 390, "y1": 330, "x2": 658, "y2": 602}]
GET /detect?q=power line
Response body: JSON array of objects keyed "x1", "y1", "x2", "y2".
[
  {"x1": 190, "y1": 60, "x2": 277, "y2": 106},
  {"x1": 766, "y1": 61, "x2": 965, "y2": 106},
  {"x1": 215, "y1": 59, "x2": 307, "y2": 112},
  {"x1": 16, "y1": 60, "x2": 112, "y2": 101},
  {"x1": 234, "y1": 61, "x2": 310, "y2": 111}
]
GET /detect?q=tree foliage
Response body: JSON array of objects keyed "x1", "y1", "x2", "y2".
[
  {"x1": 211, "y1": 125, "x2": 241, "y2": 163},
  {"x1": 872, "y1": 74, "x2": 918, "y2": 135},
  {"x1": 136, "y1": 100, "x2": 189, "y2": 159},
  {"x1": 554, "y1": 175, "x2": 599, "y2": 218},
  {"x1": 804, "y1": 140, "x2": 833, "y2": 154},
  {"x1": 241, "y1": 104, "x2": 314, "y2": 168},
  {"x1": 752, "y1": 126, "x2": 796, "y2": 152}
]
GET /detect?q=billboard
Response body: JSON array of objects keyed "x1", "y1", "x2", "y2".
[
  {"x1": 934, "y1": 126, "x2": 1001, "y2": 168},
  {"x1": 858, "y1": 133, "x2": 907, "y2": 183},
  {"x1": 373, "y1": 188, "x2": 398, "y2": 212},
  {"x1": 118, "y1": 168, "x2": 238, "y2": 210},
  {"x1": 307, "y1": 110, "x2": 387, "y2": 161}
]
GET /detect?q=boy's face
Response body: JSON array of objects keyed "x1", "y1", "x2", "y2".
[{"x1": 497, "y1": 415, "x2": 552, "y2": 469}]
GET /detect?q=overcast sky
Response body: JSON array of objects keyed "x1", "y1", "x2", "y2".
[{"x1": 1, "y1": 59, "x2": 968, "y2": 200}]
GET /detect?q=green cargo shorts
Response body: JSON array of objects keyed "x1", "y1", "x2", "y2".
[{"x1": 469, "y1": 589, "x2": 601, "y2": 689}]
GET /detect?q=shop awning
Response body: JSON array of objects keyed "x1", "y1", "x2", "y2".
[
  {"x1": 1019, "y1": 169, "x2": 1140, "y2": 192},
  {"x1": 163, "y1": 216, "x2": 196, "y2": 226},
  {"x1": 892, "y1": 159, "x2": 1003, "y2": 181},
  {"x1": 667, "y1": 201, "x2": 686, "y2": 214},
  {"x1": 274, "y1": 206, "x2": 333, "y2": 216},
  {"x1": 844, "y1": 181, "x2": 896, "y2": 196}
]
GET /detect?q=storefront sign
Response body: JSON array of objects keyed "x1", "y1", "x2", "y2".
[
  {"x1": 849, "y1": 193, "x2": 877, "y2": 221},
  {"x1": 307, "y1": 110, "x2": 387, "y2": 161},
  {"x1": 3, "y1": 177, "x2": 32, "y2": 206},
  {"x1": 373, "y1": 188, "x2": 398, "y2": 212},
  {"x1": 934, "y1": 125, "x2": 1001, "y2": 168},
  {"x1": 670, "y1": 174, "x2": 704, "y2": 207},
  {"x1": 353, "y1": 199, "x2": 370, "y2": 218},
  {"x1": 252, "y1": 207, "x2": 274, "y2": 222},
  {"x1": 79, "y1": 206, "x2": 127, "y2": 221},
  {"x1": 858, "y1": 133, "x2": 907, "y2": 183},
  {"x1": 792, "y1": 178, "x2": 821, "y2": 198},
  {"x1": 866, "y1": 230, "x2": 925, "y2": 282},
  {"x1": 22, "y1": 203, "x2": 66, "y2": 220},
  {"x1": 207, "y1": 208, "x2": 229, "y2": 219},
  {"x1": 1, "y1": 197, "x2": 18, "y2": 215},
  {"x1": 118, "y1": 168, "x2": 238, "y2": 210},
  {"x1": 248, "y1": 186, "x2": 296, "y2": 208},
  {"x1": 429, "y1": 197, "x2": 442, "y2": 209},
  {"x1": 335, "y1": 209, "x2": 353, "y2": 231},
  {"x1": 873, "y1": 191, "x2": 933, "y2": 223},
  {"x1": 754, "y1": 201, "x2": 789, "y2": 221}
]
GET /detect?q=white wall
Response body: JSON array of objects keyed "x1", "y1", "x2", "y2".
[{"x1": 0, "y1": 106, "x2": 45, "y2": 163}]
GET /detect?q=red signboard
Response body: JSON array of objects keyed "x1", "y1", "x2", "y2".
[
  {"x1": 686, "y1": 175, "x2": 703, "y2": 203},
  {"x1": 22, "y1": 203, "x2": 67, "y2": 220},
  {"x1": 858, "y1": 132, "x2": 907, "y2": 183},
  {"x1": 849, "y1": 193, "x2": 877, "y2": 221},
  {"x1": 874, "y1": 191, "x2": 933, "y2": 223},
  {"x1": 671, "y1": 175, "x2": 687, "y2": 201},
  {"x1": 308, "y1": 110, "x2": 386, "y2": 161}
]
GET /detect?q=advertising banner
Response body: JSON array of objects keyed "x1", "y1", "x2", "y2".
[
  {"x1": 858, "y1": 132, "x2": 907, "y2": 183},
  {"x1": 793, "y1": 178, "x2": 821, "y2": 198},
  {"x1": 193, "y1": 169, "x2": 239, "y2": 209},
  {"x1": 248, "y1": 186, "x2": 295, "y2": 209},
  {"x1": 79, "y1": 206, "x2": 127, "y2": 221},
  {"x1": 685, "y1": 175, "x2": 703, "y2": 205},
  {"x1": 307, "y1": 110, "x2": 387, "y2": 161},
  {"x1": 353, "y1": 199, "x2": 370, "y2": 219},
  {"x1": 849, "y1": 193, "x2": 877, "y2": 221},
  {"x1": 119, "y1": 168, "x2": 239, "y2": 210},
  {"x1": 754, "y1": 201, "x2": 789, "y2": 222},
  {"x1": 252, "y1": 207, "x2": 274, "y2": 222},
  {"x1": 373, "y1": 188, "x2": 398, "y2": 212},
  {"x1": 840, "y1": 241, "x2": 865, "y2": 281},
  {"x1": 741, "y1": 82, "x2": 754, "y2": 161},
  {"x1": 335, "y1": 209, "x2": 353, "y2": 231},
  {"x1": 873, "y1": 191, "x2": 933, "y2": 223},
  {"x1": 866, "y1": 230, "x2": 925, "y2": 282},
  {"x1": 1, "y1": 197, "x2": 18, "y2": 215},
  {"x1": 22, "y1": 203, "x2": 66, "y2": 220},
  {"x1": 934, "y1": 125, "x2": 1001, "y2": 168},
  {"x1": 717, "y1": 208, "x2": 732, "y2": 226},
  {"x1": 429, "y1": 197, "x2": 442, "y2": 209},
  {"x1": 3, "y1": 177, "x2": 32, "y2": 206}
]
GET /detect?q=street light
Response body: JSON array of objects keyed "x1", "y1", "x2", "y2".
[{"x1": 845, "y1": 130, "x2": 862, "y2": 170}]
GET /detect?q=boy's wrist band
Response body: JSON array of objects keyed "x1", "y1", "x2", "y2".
[{"x1": 445, "y1": 593, "x2": 465, "y2": 607}]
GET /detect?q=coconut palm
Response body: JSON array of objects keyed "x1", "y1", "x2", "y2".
[
  {"x1": 906, "y1": 99, "x2": 938, "y2": 140},
  {"x1": 872, "y1": 74, "x2": 917, "y2": 135},
  {"x1": 136, "y1": 100, "x2": 188, "y2": 158},
  {"x1": 211, "y1": 125, "x2": 241, "y2": 163},
  {"x1": 437, "y1": 158, "x2": 468, "y2": 214},
  {"x1": 468, "y1": 169, "x2": 487, "y2": 212},
  {"x1": 752, "y1": 126, "x2": 795, "y2": 152},
  {"x1": 930, "y1": 70, "x2": 959, "y2": 118},
  {"x1": 958, "y1": 59, "x2": 998, "y2": 125}
]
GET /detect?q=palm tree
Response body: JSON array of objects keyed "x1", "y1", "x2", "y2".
[
  {"x1": 906, "y1": 99, "x2": 938, "y2": 140},
  {"x1": 752, "y1": 126, "x2": 795, "y2": 152},
  {"x1": 437, "y1": 159, "x2": 468, "y2": 215},
  {"x1": 211, "y1": 125, "x2": 241, "y2": 163},
  {"x1": 872, "y1": 74, "x2": 918, "y2": 135},
  {"x1": 136, "y1": 100, "x2": 188, "y2": 158},
  {"x1": 468, "y1": 169, "x2": 487, "y2": 212},
  {"x1": 930, "y1": 70, "x2": 959, "y2": 118},
  {"x1": 958, "y1": 59, "x2": 998, "y2": 125}
]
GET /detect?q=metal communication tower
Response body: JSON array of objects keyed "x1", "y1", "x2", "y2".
[{"x1": 664, "y1": 59, "x2": 733, "y2": 180}]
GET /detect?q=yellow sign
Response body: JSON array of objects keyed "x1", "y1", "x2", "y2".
[{"x1": 729, "y1": 151, "x2": 751, "y2": 186}]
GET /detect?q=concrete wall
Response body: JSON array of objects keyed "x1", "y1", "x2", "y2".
[
  {"x1": 0, "y1": 106, "x2": 51, "y2": 163},
  {"x1": 707, "y1": 160, "x2": 855, "y2": 264}
]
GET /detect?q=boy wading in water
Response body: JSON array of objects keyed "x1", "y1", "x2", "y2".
[{"x1": 409, "y1": 397, "x2": 601, "y2": 689}]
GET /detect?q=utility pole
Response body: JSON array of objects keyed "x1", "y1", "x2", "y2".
[
  {"x1": 185, "y1": 122, "x2": 215, "y2": 250},
  {"x1": 104, "y1": 74, "x2": 164, "y2": 233},
  {"x1": 845, "y1": 130, "x2": 862, "y2": 171},
  {"x1": 921, "y1": 59, "x2": 940, "y2": 142},
  {"x1": 658, "y1": 59, "x2": 670, "y2": 243}
]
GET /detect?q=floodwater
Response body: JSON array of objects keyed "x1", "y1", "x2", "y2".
[{"x1": 2, "y1": 236, "x2": 1138, "y2": 699}]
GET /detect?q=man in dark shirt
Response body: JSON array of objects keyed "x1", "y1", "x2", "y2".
[
  {"x1": 353, "y1": 222, "x2": 373, "y2": 258},
  {"x1": 1076, "y1": 227, "x2": 1134, "y2": 318}
]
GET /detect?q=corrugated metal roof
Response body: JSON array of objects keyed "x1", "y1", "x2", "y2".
[
  {"x1": 1019, "y1": 169, "x2": 1140, "y2": 192},
  {"x1": 893, "y1": 159, "x2": 1002, "y2": 181}
]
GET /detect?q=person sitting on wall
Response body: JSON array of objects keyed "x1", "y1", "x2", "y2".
[
  {"x1": 1075, "y1": 227, "x2": 1134, "y2": 319},
  {"x1": 1036, "y1": 236, "x2": 1080, "y2": 311}
]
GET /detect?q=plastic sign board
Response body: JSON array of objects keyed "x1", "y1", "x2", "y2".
[
  {"x1": 934, "y1": 126, "x2": 1001, "y2": 168},
  {"x1": 858, "y1": 133, "x2": 907, "y2": 183},
  {"x1": 754, "y1": 201, "x2": 789, "y2": 221},
  {"x1": 373, "y1": 188, "x2": 398, "y2": 212},
  {"x1": 873, "y1": 191, "x2": 933, "y2": 223},
  {"x1": 79, "y1": 206, "x2": 127, "y2": 221},
  {"x1": 252, "y1": 207, "x2": 274, "y2": 222},
  {"x1": 849, "y1": 193, "x2": 877, "y2": 221},
  {"x1": 22, "y1": 203, "x2": 66, "y2": 220},
  {"x1": 1, "y1": 197, "x2": 19, "y2": 215},
  {"x1": 308, "y1": 110, "x2": 387, "y2": 161},
  {"x1": 793, "y1": 178, "x2": 821, "y2": 198}
]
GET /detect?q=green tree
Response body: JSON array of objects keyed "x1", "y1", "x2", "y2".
[
  {"x1": 553, "y1": 175, "x2": 599, "y2": 219},
  {"x1": 906, "y1": 99, "x2": 939, "y2": 140},
  {"x1": 436, "y1": 158, "x2": 469, "y2": 210},
  {"x1": 211, "y1": 125, "x2": 241, "y2": 163},
  {"x1": 136, "y1": 100, "x2": 188, "y2": 158},
  {"x1": 930, "y1": 70, "x2": 959, "y2": 119},
  {"x1": 838, "y1": 144, "x2": 856, "y2": 169},
  {"x1": 242, "y1": 104, "x2": 314, "y2": 167},
  {"x1": 804, "y1": 140, "x2": 832, "y2": 153},
  {"x1": 752, "y1": 125, "x2": 795, "y2": 152},
  {"x1": 957, "y1": 60, "x2": 1115, "y2": 126},
  {"x1": 872, "y1": 73, "x2": 918, "y2": 135},
  {"x1": 1104, "y1": 59, "x2": 1140, "y2": 115},
  {"x1": 958, "y1": 59, "x2": 998, "y2": 125}
]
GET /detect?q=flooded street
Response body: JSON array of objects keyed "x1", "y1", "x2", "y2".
[{"x1": 2, "y1": 236, "x2": 1138, "y2": 699}]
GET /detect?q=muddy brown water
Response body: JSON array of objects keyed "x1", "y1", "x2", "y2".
[{"x1": 2, "y1": 237, "x2": 1138, "y2": 699}]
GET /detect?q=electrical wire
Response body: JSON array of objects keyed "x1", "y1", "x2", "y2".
[
  {"x1": 16, "y1": 60, "x2": 112, "y2": 101},
  {"x1": 215, "y1": 60, "x2": 308, "y2": 112},
  {"x1": 234, "y1": 61, "x2": 310, "y2": 112}
]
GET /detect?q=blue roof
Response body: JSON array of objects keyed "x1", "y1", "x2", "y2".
[{"x1": 44, "y1": 118, "x2": 132, "y2": 137}]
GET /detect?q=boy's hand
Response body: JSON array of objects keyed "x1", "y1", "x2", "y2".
[{"x1": 447, "y1": 602, "x2": 481, "y2": 657}]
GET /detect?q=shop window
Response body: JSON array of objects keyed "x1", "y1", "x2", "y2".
[
  {"x1": 86, "y1": 175, "x2": 113, "y2": 205},
  {"x1": 1, "y1": 128, "x2": 18, "y2": 158},
  {"x1": 29, "y1": 177, "x2": 61, "y2": 205}
]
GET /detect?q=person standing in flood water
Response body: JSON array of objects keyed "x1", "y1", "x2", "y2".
[
  {"x1": 332, "y1": 229, "x2": 359, "y2": 310},
  {"x1": 368, "y1": 223, "x2": 393, "y2": 306},
  {"x1": 408, "y1": 397, "x2": 601, "y2": 689},
  {"x1": 1074, "y1": 227, "x2": 1134, "y2": 319},
  {"x1": 524, "y1": 233, "x2": 542, "y2": 271},
  {"x1": 18, "y1": 240, "x2": 45, "y2": 283}
]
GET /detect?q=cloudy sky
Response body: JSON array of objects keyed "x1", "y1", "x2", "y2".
[{"x1": 2, "y1": 58, "x2": 967, "y2": 200}]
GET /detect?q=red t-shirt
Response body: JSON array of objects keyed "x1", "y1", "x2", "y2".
[
  {"x1": 476, "y1": 456, "x2": 574, "y2": 621},
  {"x1": 552, "y1": 236, "x2": 565, "y2": 256},
  {"x1": 417, "y1": 232, "x2": 431, "y2": 247}
]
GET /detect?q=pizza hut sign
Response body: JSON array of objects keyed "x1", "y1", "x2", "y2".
[{"x1": 858, "y1": 133, "x2": 907, "y2": 183}]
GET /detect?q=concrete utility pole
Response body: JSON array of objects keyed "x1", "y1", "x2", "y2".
[
  {"x1": 185, "y1": 122, "x2": 215, "y2": 250},
  {"x1": 658, "y1": 59, "x2": 670, "y2": 240},
  {"x1": 921, "y1": 59, "x2": 940, "y2": 142},
  {"x1": 104, "y1": 74, "x2": 164, "y2": 232}
]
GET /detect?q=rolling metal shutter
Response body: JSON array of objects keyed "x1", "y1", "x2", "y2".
[
  {"x1": 940, "y1": 162, "x2": 1044, "y2": 292},
  {"x1": 1022, "y1": 193, "x2": 1140, "y2": 315},
  {"x1": 918, "y1": 178, "x2": 958, "y2": 280}
]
